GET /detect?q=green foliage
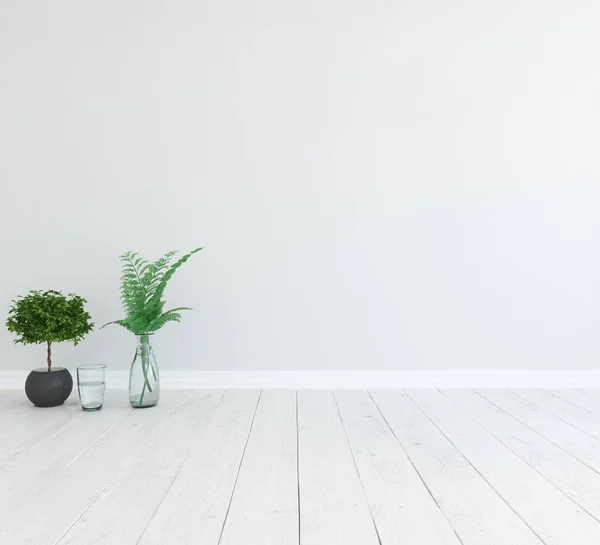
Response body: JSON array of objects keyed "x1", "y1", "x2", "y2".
[
  {"x1": 6, "y1": 290, "x2": 94, "y2": 346},
  {"x1": 6, "y1": 290, "x2": 94, "y2": 369},
  {"x1": 103, "y1": 248, "x2": 202, "y2": 335}
]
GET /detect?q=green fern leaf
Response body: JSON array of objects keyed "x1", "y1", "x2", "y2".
[
  {"x1": 161, "y1": 306, "x2": 193, "y2": 314},
  {"x1": 147, "y1": 311, "x2": 183, "y2": 332},
  {"x1": 103, "y1": 248, "x2": 201, "y2": 335},
  {"x1": 101, "y1": 319, "x2": 134, "y2": 332},
  {"x1": 146, "y1": 248, "x2": 202, "y2": 310}
]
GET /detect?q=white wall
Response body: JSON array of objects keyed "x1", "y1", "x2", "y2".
[{"x1": 1, "y1": 0, "x2": 599, "y2": 373}]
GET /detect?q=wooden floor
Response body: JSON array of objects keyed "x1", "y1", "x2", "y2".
[{"x1": 2, "y1": 389, "x2": 600, "y2": 544}]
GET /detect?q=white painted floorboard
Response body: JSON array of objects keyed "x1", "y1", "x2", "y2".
[
  {"x1": 218, "y1": 390, "x2": 299, "y2": 545},
  {"x1": 513, "y1": 389, "x2": 600, "y2": 440},
  {"x1": 0, "y1": 390, "x2": 187, "y2": 545},
  {"x1": 581, "y1": 389, "x2": 600, "y2": 401},
  {"x1": 480, "y1": 389, "x2": 600, "y2": 475},
  {"x1": 410, "y1": 389, "x2": 600, "y2": 545},
  {"x1": 442, "y1": 389, "x2": 600, "y2": 523},
  {"x1": 0, "y1": 391, "x2": 129, "y2": 522},
  {"x1": 57, "y1": 390, "x2": 224, "y2": 545},
  {"x1": 0, "y1": 391, "x2": 70, "y2": 440},
  {"x1": 551, "y1": 389, "x2": 600, "y2": 418},
  {"x1": 0, "y1": 390, "x2": 120, "y2": 472},
  {"x1": 335, "y1": 390, "x2": 462, "y2": 545},
  {"x1": 297, "y1": 391, "x2": 379, "y2": 545},
  {"x1": 1, "y1": 389, "x2": 600, "y2": 544},
  {"x1": 371, "y1": 390, "x2": 544, "y2": 545},
  {"x1": 138, "y1": 389, "x2": 261, "y2": 545}
]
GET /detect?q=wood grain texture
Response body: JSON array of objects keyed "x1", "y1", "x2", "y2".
[
  {"x1": 0, "y1": 391, "x2": 129, "y2": 522},
  {"x1": 410, "y1": 389, "x2": 600, "y2": 545},
  {"x1": 444, "y1": 389, "x2": 600, "y2": 522},
  {"x1": 581, "y1": 389, "x2": 600, "y2": 400},
  {"x1": 551, "y1": 389, "x2": 600, "y2": 418},
  {"x1": 297, "y1": 390, "x2": 380, "y2": 545},
  {"x1": 218, "y1": 390, "x2": 299, "y2": 545},
  {"x1": 137, "y1": 390, "x2": 260, "y2": 545},
  {"x1": 56, "y1": 390, "x2": 224, "y2": 545},
  {"x1": 0, "y1": 402, "x2": 81, "y2": 469},
  {"x1": 0, "y1": 390, "x2": 187, "y2": 545},
  {"x1": 335, "y1": 390, "x2": 462, "y2": 545},
  {"x1": 0, "y1": 390, "x2": 35, "y2": 413},
  {"x1": 371, "y1": 390, "x2": 544, "y2": 545},
  {"x1": 480, "y1": 389, "x2": 600, "y2": 475},
  {"x1": 0, "y1": 389, "x2": 599, "y2": 544},
  {"x1": 512, "y1": 389, "x2": 600, "y2": 440},
  {"x1": 0, "y1": 390, "x2": 120, "y2": 472}
]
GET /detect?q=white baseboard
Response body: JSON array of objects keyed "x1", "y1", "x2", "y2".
[{"x1": 1, "y1": 370, "x2": 600, "y2": 389}]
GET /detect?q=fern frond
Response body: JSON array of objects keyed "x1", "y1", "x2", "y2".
[
  {"x1": 146, "y1": 311, "x2": 183, "y2": 332},
  {"x1": 147, "y1": 248, "x2": 202, "y2": 311},
  {"x1": 103, "y1": 248, "x2": 201, "y2": 335},
  {"x1": 100, "y1": 319, "x2": 135, "y2": 332},
  {"x1": 160, "y1": 307, "x2": 193, "y2": 314},
  {"x1": 119, "y1": 252, "x2": 149, "y2": 317},
  {"x1": 141, "y1": 251, "x2": 176, "y2": 304}
]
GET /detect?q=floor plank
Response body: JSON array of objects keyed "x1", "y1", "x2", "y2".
[
  {"x1": 219, "y1": 390, "x2": 298, "y2": 545},
  {"x1": 0, "y1": 391, "x2": 73, "y2": 439},
  {"x1": 0, "y1": 390, "x2": 32, "y2": 411},
  {"x1": 335, "y1": 390, "x2": 462, "y2": 545},
  {"x1": 512, "y1": 389, "x2": 600, "y2": 440},
  {"x1": 0, "y1": 391, "x2": 130, "y2": 523},
  {"x1": 371, "y1": 390, "x2": 543, "y2": 545},
  {"x1": 409, "y1": 389, "x2": 600, "y2": 545},
  {"x1": 56, "y1": 390, "x2": 224, "y2": 545},
  {"x1": 297, "y1": 391, "x2": 379, "y2": 545},
  {"x1": 137, "y1": 390, "x2": 260, "y2": 545},
  {"x1": 479, "y1": 389, "x2": 600, "y2": 475},
  {"x1": 581, "y1": 389, "x2": 600, "y2": 400},
  {"x1": 550, "y1": 389, "x2": 600, "y2": 418},
  {"x1": 0, "y1": 390, "x2": 187, "y2": 545},
  {"x1": 1, "y1": 388, "x2": 598, "y2": 544},
  {"x1": 0, "y1": 390, "x2": 120, "y2": 471},
  {"x1": 443, "y1": 389, "x2": 600, "y2": 522}
]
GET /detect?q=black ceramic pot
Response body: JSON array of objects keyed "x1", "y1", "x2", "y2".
[{"x1": 25, "y1": 367, "x2": 73, "y2": 407}]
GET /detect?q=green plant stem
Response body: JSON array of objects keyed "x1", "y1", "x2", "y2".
[
  {"x1": 149, "y1": 357, "x2": 157, "y2": 381},
  {"x1": 139, "y1": 376, "x2": 147, "y2": 406},
  {"x1": 138, "y1": 334, "x2": 153, "y2": 405},
  {"x1": 46, "y1": 341, "x2": 52, "y2": 371}
]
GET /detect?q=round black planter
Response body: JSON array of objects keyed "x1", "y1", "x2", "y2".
[{"x1": 25, "y1": 368, "x2": 73, "y2": 407}]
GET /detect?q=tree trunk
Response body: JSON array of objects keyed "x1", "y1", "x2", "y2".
[{"x1": 47, "y1": 341, "x2": 52, "y2": 371}]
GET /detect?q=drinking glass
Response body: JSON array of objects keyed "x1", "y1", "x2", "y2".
[{"x1": 77, "y1": 364, "x2": 107, "y2": 411}]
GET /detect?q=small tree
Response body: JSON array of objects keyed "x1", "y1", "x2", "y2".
[{"x1": 6, "y1": 290, "x2": 94, "y2": 371}]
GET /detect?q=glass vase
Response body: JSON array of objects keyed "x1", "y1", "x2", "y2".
[{"x1": 129, "y1": 334, "x2": 160, "y2": 408}]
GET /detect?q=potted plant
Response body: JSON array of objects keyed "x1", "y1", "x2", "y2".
[
  {"x1": 6, "y1": 290, "x2": 94, "y2": 407},
  {"x1": 103, "y1": 248, "x2": 202, "y2": 408}
]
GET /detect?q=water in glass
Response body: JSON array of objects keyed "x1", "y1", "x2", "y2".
[{"x1": 77, "y1": 364, "x2": 107, "y2": 411}]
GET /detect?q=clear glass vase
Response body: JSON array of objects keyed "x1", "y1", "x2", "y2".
[{"x1": 129, "y1": 334, "x2": 160, "y2": 408}]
